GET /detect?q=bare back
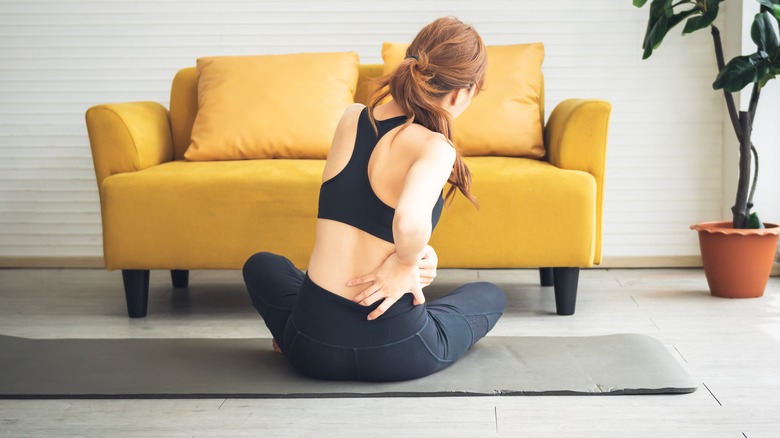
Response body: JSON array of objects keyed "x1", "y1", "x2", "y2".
[{"x1": 307, "y1": 103, "x2": 438, "y2": 300}]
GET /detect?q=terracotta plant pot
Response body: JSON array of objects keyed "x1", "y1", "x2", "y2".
[{"x1": 690, "y1": 221, "x2": 780, "y2": 298}]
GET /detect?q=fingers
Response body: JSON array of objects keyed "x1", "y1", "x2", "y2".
[
  {"x1": 421, "y1": 266, "x2": 436, "y2": 278},
  {"x1": 367, "y1": 296, "x2": 399, "y2": 321},
  {"x1": 353, "y1": 284, "x2": 383, "y2": 305},
  {"x1": 411, "y1": 285, "x2": 426, "y2": 306},
  {"x1": 419, "y1": 250, "x2": 435, "y2": 267},
  {"x1": 418, "y1": 258, "x2": 434, "y2": 270},
  {"x1": 418, "y1": 247, "x2": 438, "y2": 282},
  {"x1": 418, "y1": 264, "x2": 436, "y2": 287},
  {"x1": 346, "y1": 274, "x2": 374, "y2": 287},
  {"x1": 348, "y1": 273, "x2": 377, "y2": 304},
  {"x1": 365, "y1": 283, "x2": 424, "y2": 320}
]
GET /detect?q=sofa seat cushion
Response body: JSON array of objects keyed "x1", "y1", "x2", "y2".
[
  {"x1": 101, "y1": 159, "x2": 326, "y2": 269},
  {"x1": 100, "y1": 157, "x2": 595, "y2": 270},
  {"x1": 430, "y1": 157, "x2": 596, "y2": 268}
]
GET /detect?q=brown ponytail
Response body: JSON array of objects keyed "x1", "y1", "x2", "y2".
[{"x1": 367, "y1": 16, "x2": 487, "y2": 208}]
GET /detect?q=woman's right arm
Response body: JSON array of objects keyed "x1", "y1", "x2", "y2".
[
  {"x1": 348, "y1": 136, "x2": 456, "y2": 320},
  {"x1": 392, "y1": 137, "x2": 456, "y2": 264}
]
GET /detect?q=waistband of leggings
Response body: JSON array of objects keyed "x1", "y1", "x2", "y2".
[
  {"x1": 291, "y1": 274, "x2": 426, "y2": 347},
  {"x1": 302, "y1": 274, "x2": 382, "y2": 311}
]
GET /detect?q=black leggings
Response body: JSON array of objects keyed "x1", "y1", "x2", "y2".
[{"x1": 242, "y1": 252, "x2": 506, "y2": 382}]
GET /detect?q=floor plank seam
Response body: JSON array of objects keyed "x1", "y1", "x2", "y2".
[
  {"x1": 701, "y1": 382, "x2": 722, "y2": 406},
  {"x1": 648, "y1": 317, "x2": 661, "y2": 332},
  {"x1": 672, "y1": 345, "x2": 688, "y2": 363},
  {"x1": 494, "y1": 406, "x2": 498, "y2": 436}
]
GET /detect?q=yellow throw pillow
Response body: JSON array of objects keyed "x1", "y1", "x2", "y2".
[
  {"x1": 381, "y1": 42, "x2": 545, "y2": 158},
  {"x1": 185, "y1": 52, "x2": 359, "y2": 161}
]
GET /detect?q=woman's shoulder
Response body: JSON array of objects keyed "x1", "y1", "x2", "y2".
[
  {"x1": 398, "y1": 123, "x2": 455, "y2": 163},
  {"x1": 345, "y1": 103, "x2": 366, "y2": 114},
  {"x1": 336, "y1": 103, "x2": 366, "y2": 123},
  {"x1": 331, "y1": 104, "x2": 366, "y2": 135},
  {"x1": 401, "y1": 123, "x2": 454, "y2": 150}
]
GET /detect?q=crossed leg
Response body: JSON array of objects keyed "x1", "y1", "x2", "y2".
[{"x1": 242, "y1": 252, "x2": 304, "y2": 353}]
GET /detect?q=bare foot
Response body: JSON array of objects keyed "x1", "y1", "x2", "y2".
[{"x1": 272, "y1": 339, "x2": 282, "y2": 354}]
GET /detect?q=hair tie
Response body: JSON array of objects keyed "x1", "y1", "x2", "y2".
[{"x1": 406, "y1": 55, "x2": 419, "y2": 61}]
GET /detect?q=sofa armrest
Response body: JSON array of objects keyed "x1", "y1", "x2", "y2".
[
  {"x1": 85, "y1": 102, "x2": 174, "y2": 190},
  {"x1": 544, "y1": 98, "x2": 612, "y2": 264}
]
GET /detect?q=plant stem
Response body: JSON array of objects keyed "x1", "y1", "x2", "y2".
[
  {"x1": 745, "y1": 82, "x2": 761, "y2": 216},
  {"x1": 732, "y1": 111, "x2": 752, "y2": 228},
  {"x1": 748, "y1": 144, "x2": 759, "y2": 211},
  {"x1": 747, "y1": 81, "x2": 762, "y2": 131},
  {"x1": 710, "y1": 25, "x2": 742, "y2": 142}
]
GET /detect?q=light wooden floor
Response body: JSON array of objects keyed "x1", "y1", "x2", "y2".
[{"x1": 0, "y1": 267, "x2": 778, "y2": 437}]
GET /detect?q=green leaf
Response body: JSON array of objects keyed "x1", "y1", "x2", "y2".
[
  {"x1": 758, "y1": 67, "x2": 779, "y2": 87},
  {"x1": 634, "y1": 0, "x2": 649, "y2": 7},
  {"x1": 756, "y1": 0, "x2": 780, "y2": 20},
  {"x1": 751, "y1": 12, "x2": 780, "y2": 54},
  {"x1": 641, "y1": 0, "x2": 674, "y2": 58},
  {"x1": 670, "y1": 8, "x2": 700, "y2": 32},
  {"x1": 643, "y1": 14, "x2": 669, "y2": 58},
  {"x1": 713, "y1": 53, "x2": 771, "y2": 92},
  {"x1": 748, "y1": 212, "x2": 765, "y2": 229},
  {"x1": 682, "y1": 1, "x2": 719, "y2": 34}
]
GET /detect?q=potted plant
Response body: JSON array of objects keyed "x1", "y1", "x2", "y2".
[{"x1": 633, "y1": 0, "x2": 780, "y2": 297}]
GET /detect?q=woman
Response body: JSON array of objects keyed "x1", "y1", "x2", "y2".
[{"x1": 243, "y1": 16, "x2": 506, "y2": 382}]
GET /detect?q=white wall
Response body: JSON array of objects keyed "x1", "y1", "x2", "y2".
[
  {"x1": 753, "y1": 81, "x2": 780, "y2": 226},
  {"x1": 0, "y1": 0, "x2": 733, "y2": 263}
]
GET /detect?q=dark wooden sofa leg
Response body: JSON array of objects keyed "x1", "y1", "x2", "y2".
[
  {"x1": 553, "y1": 267, "x2": 580, "y2": 316},
  {"x1": 171, "y1": 270, "x2": 189, "y2": 288},
  {"x1": 539, "y1": 267, "x2": 554, "y2": 287},
  {"x1": 122, "y1": 269, "x2": 150, "y2": 318}
]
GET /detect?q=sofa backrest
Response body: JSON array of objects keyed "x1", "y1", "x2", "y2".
[
  {"x1": 169, "y1": 63, "x2": 544, "y2": 160},
  {"x1": 169, "y1": 67, "x2": 198, "y2": 161}
]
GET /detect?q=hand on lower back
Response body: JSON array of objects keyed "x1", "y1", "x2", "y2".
[{"x1": 346, "y1": 252, "x2": 425, "y2": 320}]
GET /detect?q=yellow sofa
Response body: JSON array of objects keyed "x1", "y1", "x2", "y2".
[{"x1": 85, "y1": 63, "x2": 611, "y2": 318}]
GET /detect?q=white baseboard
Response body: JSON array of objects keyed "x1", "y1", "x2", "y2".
[
  {"x1": 598, "y1": 256, "x2": 702, "y2": 268},
  {"x1": 0, "y1": 257, "x2": 105, "y2": 269}
]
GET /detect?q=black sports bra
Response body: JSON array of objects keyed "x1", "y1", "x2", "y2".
[{"x1": 317, "y1": 107, "x2": 445, "y2": 243}]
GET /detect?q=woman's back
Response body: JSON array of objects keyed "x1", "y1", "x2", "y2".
[{"x1": 307, "y1": 103, "x2": 438, "y2": 300}]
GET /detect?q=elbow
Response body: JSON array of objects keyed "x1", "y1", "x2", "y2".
[{"x1": 393, "y1": 211, "x2": 431, "y2": 243}]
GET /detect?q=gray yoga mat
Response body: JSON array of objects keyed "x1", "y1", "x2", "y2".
[{"x1": 0, "y1": 334, "x2": 697, "y2": 398}]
